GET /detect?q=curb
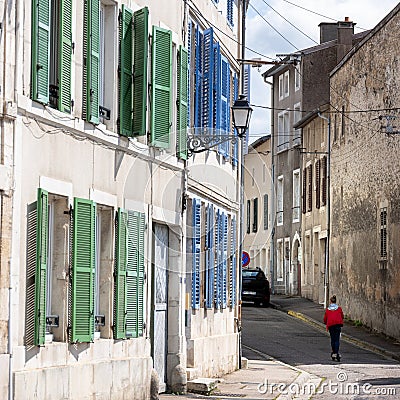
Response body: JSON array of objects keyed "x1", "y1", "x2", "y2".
[{"x1": 283, "y1": 308, "x2": 400, "y2": 362}]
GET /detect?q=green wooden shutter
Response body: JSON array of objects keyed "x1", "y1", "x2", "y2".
[
  {"x1": 58, "y1": 0, "x2": 72, "y2": 112},
  {"x1": 31, "y1": 0, "x2": 50, "y2": 104},
  {"x1": 114, "y1": 208, "x2": 128, "y2": 339},
  {"x1": 132, "y1": 7, "x2": 149, "y2": 136},
  {"x1": 72, "y1": 198, "x2": 95, "y2": 343},
  {"x1": 177, "y1": 45, "x2": 188, "y2": 160},
  {"x1": 126, "y1": 211, "x2": 145, "y2": 338},
  {"x1": 34, "y1": 188, "x2": 48, "y2": 346},
  {"x1": 86, "y1": 0, "x2": 100, "y2": 124},
  {"x1": 151, "y1": 26, "x2": 172, "y2": 148},
  {"x1": 119, "y1": 6, "x2": 133, "y2": 136}
]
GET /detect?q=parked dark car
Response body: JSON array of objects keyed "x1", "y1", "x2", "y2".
[{"x1": 242, "y1": 268, "x2": 270, "y2": 307}]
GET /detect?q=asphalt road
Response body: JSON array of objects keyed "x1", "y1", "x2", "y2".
[{"x1": 241, "y1": 304, "x2": 400, "y2": 399}]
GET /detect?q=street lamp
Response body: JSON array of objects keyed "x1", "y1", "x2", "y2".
[
  {"x1": 231, "y1": 94, "x2": 252, "y2": 370},
  {"x1": 231, "y1": 95, "x2": 253, "y2": 138}
]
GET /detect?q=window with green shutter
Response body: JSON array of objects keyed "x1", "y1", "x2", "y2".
[
  {"x1": 132, "y1": 7, "x2": 149, "y2": 136},
  {"x1": 84, "y1": 0, "x2": 100, "y2": 124},
  {"x1": 114, "y1": 208, "x2": 145, "y2": 339},
  {"x1": 31, "y1": 0, "x2": 72, "y2": 111},
  {"x1": 71, "y1": 198, "x2": 96, "y2": 343},
  {"x1": 114, "y1": 208, "x2": 128, "y2": 339},
  {"x1": 126, "y1": 210, "x2": 145, "y2": 337},
  {"x1": 34, "y1": 188, "x2": 49, "y2": 346},
  {"x1": 177, "y1": 45, "x2": 188, "y2": 159},
  {"x1": 151, "y1": 26, "x2": 172, "y2": 148},
  {"x1": 119, "y1": 5, "x2": 134, "y2": 136}
]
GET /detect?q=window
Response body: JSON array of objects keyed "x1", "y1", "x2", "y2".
[
  {"x1": 321, "y1": 156, "x2": 327, "y2": 206},
  {"x1": 293, "y1": 103, "x2": 301, "y2": 146},
  {"x1": 277, "y1": 176, "x2": 283, "y2": 225},
  {"x1": 263, "y1": 194, "x2": 268, "y2": 230},
  {"x1": 293, "y1": 169, "x2": 300, "y2": 222},
  {"x1": 98, "y1": 2, "x2": 116, "y2": 128},
  {"x1": 315, "y1": 159, "x2": 321, "y2": 209},
  {"x1": 227, "y1": 0, "x2": 234, "y2": 26},
  {"x1": 191, "y1": 199, "x2": 201, "y2": 309},
  {"x1": 252, "y1": 168, "x2": 255, "y2": 186},
  {"x1": 246, "y1": 200, "x2": 251, "y2": 234},
  {"x1": 31, "y1": 0, "x2": 72, "y2": 112},
  {"x1": 284, "y1": 70, "x2": 289, "y2": 97},
  {"x1": 277, "y1": 110, "x2": 289, "y2": 151},
  {"x1": 151, "y1": 26, "x2": 172, "y2": 148},
  {"x1": 114, "y1": 209, "x2": 146, "y2": 338},
  {"x1": 277, "y1": 239, "x2": 283, "y2": 281},
  {"x1": 205, "y1": 204, "x2": 215, "y2": 308},
  {"x1": 119, "y1": 6, "x2": 149, "y2": 136},
  {"x1": 252, "y1": 198, "x2": 258, "y2": 233},
  {"x1": 307, "y1": 164, "x2": 313, "y2": 212},
  {"x1": 380, "y1": 207, "x2": 388, "y2": 260},
  {"x1": 177, "y1": 45, "x2": 189, "y2": 159},
  {"x1": 341, "y1": 105, "x2": 345, "y2": 138},
  {"x1": 295, "y1": 64, "x2": 301, "y2": 91},
  {"x1": 279, "y1": 70, "x2": 289, "y2": 99}
]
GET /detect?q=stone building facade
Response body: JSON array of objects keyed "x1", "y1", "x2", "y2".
[{"x1": 330, "y1": 4, "x2": 400, "y2": 339}]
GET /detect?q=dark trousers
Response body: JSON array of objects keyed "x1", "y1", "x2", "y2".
[{"x1": 329, "y1": 325, "x2": 342, "y2": 354}]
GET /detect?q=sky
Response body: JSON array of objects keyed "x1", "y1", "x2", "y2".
[{"x1": 245, "y1": 0, "x2": 400, "y2": 144}]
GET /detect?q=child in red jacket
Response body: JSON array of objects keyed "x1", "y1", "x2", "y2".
[{"x1": 324, "y1": 295, "x2": 344, "y2": 361}]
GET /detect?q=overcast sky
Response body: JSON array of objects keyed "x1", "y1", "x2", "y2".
[{"x1": 246, "y1": 0, "x2": 400, "y2": 143}]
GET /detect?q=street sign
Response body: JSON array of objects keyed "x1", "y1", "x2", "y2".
[{"x1": 242, "y1": 251, "x2": 250, "y2": 267}]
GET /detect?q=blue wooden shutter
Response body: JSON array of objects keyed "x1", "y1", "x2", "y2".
[
  {"x1": 215, "y1": 210, "x2": 222, "y2": 309},
  {"x1": 232, "y1": 72, "x2": 239, "y2": 166},
  {"x1": 213, "y1": 42, "x2": 221, "y2": 133},
  {"x1": 151, "y1": 26, "x2": 172, "y2": 148},
  {"x1": 205, "y1": 204, "x2": 215, "y2": 308},
  {"x1": 222, "y1": 213, "x2": 228, "y2": 308},
  {"x1": 202, "y1": 28, "x2": 214, "y2": 129},
  {"x1": 227, "y1": 0, "x2": 234, "y2": 26},
  {"x1": 230, "y1": 217, "x2": 237, "y2": 306},
  {"x1": 194, "y1": 26, "x2": 203, "y2": 130},
  {"x1": 31, "y1": 0, "x2": 50, "y2": 104},
  {"x1": 220, "y1": 57, "x2": 230, "y2": 158},
  {"x1": 34, "y1": 188, "x2": 49, "y2": 346},
  {"x1": 72, "y1": 198, "x2": 96, "y2": 343},
  {"x1": 192, "y1": 199, "x2": 201, "y2": 309}
]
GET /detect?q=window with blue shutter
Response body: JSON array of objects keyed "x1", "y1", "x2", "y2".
[
  {"x1": 192, "y1": 199, "x2": 201, "y2": 309},
  {"x1": 220, "y1": 57, "x2": 230, "y2": 158},
  {"x1": 187, "y1": 20, "x2": 192, "y2": 127},
  {"x1": 194, "y1": 26, "x2": 203, "y2": 131},
  {"x1": 205, "y1": 204, "x2": 215, "y2": 308},
  {"x1": 222, "y1": 212, "x2": 228, "y2": 308},
  {"x1": 215, "y1": 210, "x2": 222, "y2": 309},
  {"x1": 227, "y1": 0, "x2": 234, "y2": 27},
  {"x1": 232, "y1": 72, "x2": 239, "y2": 166},
  {"x1": 202, "y1": 28, "x2": 214, "y2": 129},
  {"x1": 213, "y1": 42, "x2": 221, "y2": 132},
  {"x1": 230, "y1": 217, "x2": 237, "y2": 306}
]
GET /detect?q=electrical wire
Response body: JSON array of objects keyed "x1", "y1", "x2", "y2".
[
  {"x1": 248, "y1": 2, "x2": 300, "y2": 50},
  {"x1": 259, "y1": 0, "x2": 319, "y2": 45}
]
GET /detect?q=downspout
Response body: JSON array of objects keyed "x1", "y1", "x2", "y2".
[
  {"x1": 318, "y1": 112, "x2": 331, "y2": 309},
  {"x1": 264, "y1": 78, "x2": 274, "y2": 292}
]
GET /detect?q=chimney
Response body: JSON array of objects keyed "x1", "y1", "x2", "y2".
[
  {"x1": 337, "y1": 17, "x2": 356, "y2": 63},
  {"x1": 319, "y1": 22, "x2": 338, "y2": 43}
]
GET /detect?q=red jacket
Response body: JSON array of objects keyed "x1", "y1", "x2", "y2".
[{"x1": 324, "y1": 305, "x2": 344, "y2": 330}]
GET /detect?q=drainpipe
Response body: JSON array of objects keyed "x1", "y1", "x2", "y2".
[{"x1": 318, "y1": 111, "x2": 331, "y2": 309}]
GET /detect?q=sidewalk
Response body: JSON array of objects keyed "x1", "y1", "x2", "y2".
[
  {"x1": 270, "y1": 294, "x2": 400, "y2": 362},
  {"x1": 160, "y1": 358, "x2": 321, "y2": 400}
]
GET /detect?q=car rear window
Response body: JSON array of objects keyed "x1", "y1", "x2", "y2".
[{"x1": 242, "y1": 270, "x2": 264, "y2": 278}]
